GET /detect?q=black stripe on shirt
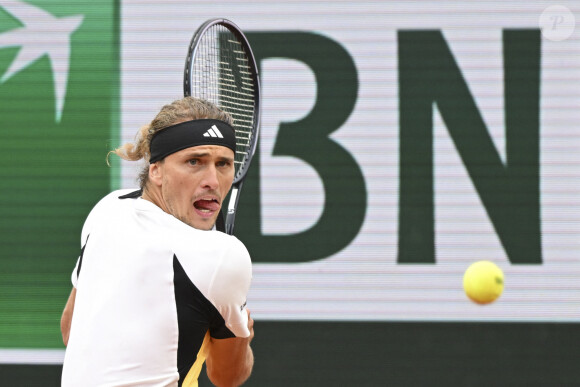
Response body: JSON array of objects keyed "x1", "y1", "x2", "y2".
[{"x1": 173, "y1": 255, "x2": 234, "y2": 385}]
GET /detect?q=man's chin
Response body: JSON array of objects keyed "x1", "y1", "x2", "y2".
[{"x1": 189, "y1": 215, "x2": 218, "y2": 231}]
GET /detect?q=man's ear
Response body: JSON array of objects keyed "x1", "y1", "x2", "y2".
[{"x1": 149, "y1": 162, "x2": 163, "y2": 186}]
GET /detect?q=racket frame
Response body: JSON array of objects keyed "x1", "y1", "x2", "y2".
[{"x1": 183, "y1": 18, "x2": 261, "y2": 235}]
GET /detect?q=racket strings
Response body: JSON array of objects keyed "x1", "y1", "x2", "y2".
[{"x1": 191, "y1": 24, "x2": 257, "y2": 177}]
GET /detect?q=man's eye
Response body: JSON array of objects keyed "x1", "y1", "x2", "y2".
[{"x1": 188, "y1": 159, "x2": 198, "y2": 165}]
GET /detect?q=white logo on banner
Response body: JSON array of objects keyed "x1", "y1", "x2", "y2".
[{"x1": 0, "y1": 0, "x2": 83, "y2": 122}]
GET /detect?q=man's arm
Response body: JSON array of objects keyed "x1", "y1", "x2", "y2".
[
  {"x1": 60, "y1": 287, "x2": 76, "y2": 346},
  {"x1": 206, "y1": 310, "x2": 254, "y2": 387}
]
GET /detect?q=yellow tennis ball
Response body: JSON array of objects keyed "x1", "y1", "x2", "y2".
[{"x1": 463, "y1": 261, "x2": 504, "y2": 305}]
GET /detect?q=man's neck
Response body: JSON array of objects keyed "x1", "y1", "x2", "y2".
[{"x1": 141, "y1": 186, "x2": 167, "y2": 213}]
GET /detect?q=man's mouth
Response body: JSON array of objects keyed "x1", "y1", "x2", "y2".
[{"x1": 193, "y1": 198, "x2": 220, "y2": 214}]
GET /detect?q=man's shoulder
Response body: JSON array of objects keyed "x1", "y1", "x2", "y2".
[
  {"x1": 97, "y1": 189, "x2": 140, "y2": 206},
  {"x1": 86, "y1": 189, "x2": 140, "y2": 217},
  {"x1": 172, "y1": 226, "x2": 250, "y2": 261},
  {"x1": 204, "y1": 232, "x2": 251, "y2": 268}
]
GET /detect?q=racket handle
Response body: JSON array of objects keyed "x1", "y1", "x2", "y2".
[{"x1": 225, "y1": 183, "x2": 243, "y2": 235}]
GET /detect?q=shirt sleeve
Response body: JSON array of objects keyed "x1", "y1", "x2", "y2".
[{"x1": 208, "y1": 238, "x2": 252, "y2": 338}]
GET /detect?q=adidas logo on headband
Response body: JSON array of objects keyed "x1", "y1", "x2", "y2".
[{"x1": 203, "y1": 125, "x2": 224, "y2": 138}]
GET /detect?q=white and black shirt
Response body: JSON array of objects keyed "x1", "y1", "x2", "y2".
[{"x1": 62, "y1": 189, "x2": 252, "y2": 387}]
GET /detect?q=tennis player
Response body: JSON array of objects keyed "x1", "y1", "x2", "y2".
[{"x1": 60, "y1": 97, "x2": 254, "y2": 387}]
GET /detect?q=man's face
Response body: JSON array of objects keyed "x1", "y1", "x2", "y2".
[{"x1": 154, "y1": 145, "x2": 235, "y2": 230}]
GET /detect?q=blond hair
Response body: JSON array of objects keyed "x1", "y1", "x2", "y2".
[{"x1": 110, "y1": 96, "x2": 233, "y2": 189}]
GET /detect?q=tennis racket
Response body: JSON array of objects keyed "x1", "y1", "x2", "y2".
[{"x1": 184, "y1": 18, "x2": 261, "y2": 235}]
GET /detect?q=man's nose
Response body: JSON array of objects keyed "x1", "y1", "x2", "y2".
[{"x1": 200, "y1": 165, "x2": 219, "y2": 189}]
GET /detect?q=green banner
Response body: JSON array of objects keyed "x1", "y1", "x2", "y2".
[{"x1": 0, "y1": 0, "x2": 118, "y2": 348}]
